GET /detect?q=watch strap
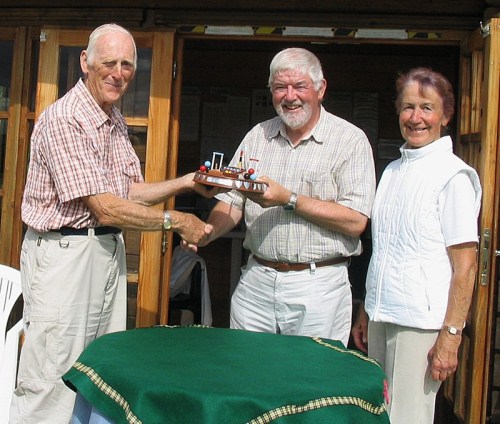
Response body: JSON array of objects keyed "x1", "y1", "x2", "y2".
[
  {"x1": 442, "y1": 325, "x2": 462, "y2": 336},
  {"x1": 283, "y1": 192, "x2": 298, "y2": 211}
]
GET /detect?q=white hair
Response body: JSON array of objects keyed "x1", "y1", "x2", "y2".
[
  {"x1": 268, "y1": 47, "x2": 324, "y2": 91},
  {"x1": 86, "y1": 23, "x2": 137, "y2": 69}
]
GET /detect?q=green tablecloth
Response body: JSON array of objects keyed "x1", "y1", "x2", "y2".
[{"x1": 64, "y1": 326, "x2": 389, "y2": 424}]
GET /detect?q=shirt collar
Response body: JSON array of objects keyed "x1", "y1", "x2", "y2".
[
  {"x1": 75, "y1": 78, "x2": 122, "y2": 128},
  {"x1": 400, "y1": 135, "x2": 453, "y2": 162}
]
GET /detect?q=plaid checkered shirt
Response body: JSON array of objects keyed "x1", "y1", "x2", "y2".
[
  {"x1": 22, "y1": 79, "x2": 144, "y2": 232},
  {"x1": 217, "y1": 106, "x2": 376, "y2": 262}
]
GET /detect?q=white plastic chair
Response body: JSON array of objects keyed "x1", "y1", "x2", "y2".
[{"x1": 0, "y1": 264, "x2": 23, "y2": 423}]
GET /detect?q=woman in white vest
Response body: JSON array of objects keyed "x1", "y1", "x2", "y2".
[{"x1": 352, "y1": 67, "x2": 482, "y2": 424}]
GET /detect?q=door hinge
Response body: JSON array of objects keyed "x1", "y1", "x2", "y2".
[
  {"x1": 480, "y1": 21, "x2": 490, "y2": 38},
  {"x1": 40, "y1": 31, "x2": 47, "y2": 43},
  {"x1": 173, "y1": 60, "x2": 177, "y2": 79},
  {"x1": 480, "y1": 228, "x2": 491, "y2": 286}
]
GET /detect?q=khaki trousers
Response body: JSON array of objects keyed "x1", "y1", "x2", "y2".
[{"x1": 9, "y1": 228, "x2": 127, "y2": 424}]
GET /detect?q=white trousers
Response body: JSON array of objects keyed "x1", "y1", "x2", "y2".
[
  {"x1": 9, "y1": 228, "x2": 127, "y2": 424},
  {"x1": 368, "y1": 321, "x2": 442, "y2": 424},
  {"x1": 230, "y1": 255, "x2": 352, "y2": 346}
]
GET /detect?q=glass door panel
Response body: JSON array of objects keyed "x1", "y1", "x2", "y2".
[
  {"x1": 0, "y1": 40, "x2": 13, "y2": 190},
  {"x1": 58, "y1": 46, "x2": 82, "y2": 94},
  {"x1": 125, "y1": 125, "x2": 148, "y2": 277},
  {"x1": 0, "y1": 40, "x2": 13, "y2": 113},
  {"x1": 0, "y1": 119, "x2": 7, "y2": 187},
  {"x1": 121, "y1": 49, "x2": 152, "y2": 117}
]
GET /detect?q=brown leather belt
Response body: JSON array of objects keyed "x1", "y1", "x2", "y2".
[{"x1": 253, "y1": 255, "x2": 348, "y2": 272}]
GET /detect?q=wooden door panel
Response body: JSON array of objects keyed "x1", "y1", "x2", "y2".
[
  {"x1": 0, "y1": 27, "x2": 28, "y2": 266},
  {"x1": 451, "y1": 18, "x2": 500, "y2": 423}
]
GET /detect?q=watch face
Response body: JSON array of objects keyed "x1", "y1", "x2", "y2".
[
  {"x1": 283, "y1": 193, "x2": 297, "y2": 211},
  {"x1": 443, "y1": 325, "x2": 461, "y2": 335},
  {"x1": 163, "y1": 213, "x2": 173, "y2": 230}
]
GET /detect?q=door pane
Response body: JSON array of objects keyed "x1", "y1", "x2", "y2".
[
  {"x1": 58, "y1": 46, "x2": 82, "y2": 94},
  {"x1": 28, "y1": 42, "x2": 40, "y2": 112},
  {"x1": 0, "y1": 40, "x2": 13, "y2": 112},
  {"x1": 0, "y1": 119, "x2": 7, "y2": 186},
  {"x1": 0, "y1": 40, "x2": 13, "y2": 190},
  {"x1": 129, "y1": 126, "x2": 147, "y2": 174},
  {"x1": 122, "y1": 49, "x2": 152, "y2": 117},
  {"x1": 124, "y1": 125, "x2": 147, "y2": 275}
]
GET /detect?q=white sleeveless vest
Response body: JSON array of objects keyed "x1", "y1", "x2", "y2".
[{"x1": 364, "y1": 136, "x2": 481, "y2": 329}]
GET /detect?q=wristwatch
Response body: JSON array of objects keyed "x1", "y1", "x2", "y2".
[
  {"x1": 442, "y1": 325, "x2": 462, "y2": 336},
  {"x1": 163, "y1": 211, "x2": 173, "y2": 231},
  {"x1": 283, "y1": 192, "x2": 298, "y2": 211}
]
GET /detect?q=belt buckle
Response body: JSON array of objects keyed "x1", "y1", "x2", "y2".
[{"x1": 274, "y1": 262, "x2": 291, "y2": 272}]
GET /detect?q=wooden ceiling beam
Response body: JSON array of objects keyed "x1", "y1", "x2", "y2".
[
  {"x1": 0, "y1": 3, "x2": 485, "y2": 32},
  {"x1": 0, "y1": 0, "x2": 486, "y2": 16},
  {"x1": 1, "y1": 8, "x2": 145, "y2": 28},
  {"x1": 154, "y1": 11, "x2": 482, "y2": 32}
]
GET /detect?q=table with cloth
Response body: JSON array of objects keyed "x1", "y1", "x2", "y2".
[{"x1": 64, "y1": 326, "x2": 389, "y2": 424}]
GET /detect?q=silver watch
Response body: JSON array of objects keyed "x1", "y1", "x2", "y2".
[
  {"x1": 283, "y1": 192, "x2": 298, "y2": 211},
  {"x1": 163, "y1": 211, "x2": 173, "y2": 231},
  {"x1": 442, "y1": 325, "x2": 462, "y2": 336}
]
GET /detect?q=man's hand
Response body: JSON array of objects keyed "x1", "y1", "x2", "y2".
[
  {"x1": 173, "y1": 212, "x2": 213, "y2": 246},
  {"x1": 243, "y1": 176, "x2": 290, "y2": 208},
  {"x1": 184, "y1": 172, "x2": 230, "y2": 198},
  {"x1": 351, "y1": 303, "x2": 369, "y2": 354},
  {"x1": 179, "y1": 232, "x2": 212, "y2": 254}
]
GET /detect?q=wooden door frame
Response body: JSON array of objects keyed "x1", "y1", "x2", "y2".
[
  {"x1": 444, "y1": 18, "x2": 500, "y2": 423},
  {"x1": 159, "y1": 35, "x2": 183, "y2": 324},
  {"x1": 138, "y1": 30, "x2": 176, "y2": 326},
  {"x1": 476, "y1": 18, "x2": 500, "y2": 423},
  {"x1": 0, "y1": 27, "x2": 28, "y2": 267}
]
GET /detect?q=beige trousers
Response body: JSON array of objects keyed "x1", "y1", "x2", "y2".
[
  {"x1": 9, "y1": 228, "x2": 127, "y2": 424},
  {"x1": 368, "y1": 321, "x2": 442, "y2": 424}
]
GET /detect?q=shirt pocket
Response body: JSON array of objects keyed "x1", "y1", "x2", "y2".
[
  {"x1": 299, "y1": 170, "x2": 336, "y2": 201},
  {"x1": 112, "y1": 161, "x2": 139, "y2": 198}
]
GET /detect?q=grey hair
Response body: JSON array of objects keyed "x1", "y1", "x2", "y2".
[
  {"x1": 268, "y1": 48, "x2": 324, "y2": 91},
  {"x1": 395, "y1": 67, "x2": 454, "y2": 121},
  {"x1": 86, "y1": 23, "x2": 137, "y2": 69}
]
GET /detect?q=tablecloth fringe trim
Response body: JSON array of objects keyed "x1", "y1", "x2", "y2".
[
  {"x1": 73, "y1": 361, "x2": 143, "y2": 424},
  {"x1": 312, "y1": 337, "x2": 382, "y2": 366},
  {"x1": 247, "y1": 395, "x2": 387, "y2": 424}
]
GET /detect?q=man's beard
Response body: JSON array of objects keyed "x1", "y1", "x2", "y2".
[{"x1": 276, "y1": 102, "x2": 312, "y2": 129}]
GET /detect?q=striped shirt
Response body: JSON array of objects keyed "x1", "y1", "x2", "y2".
[
  {"x1": 217, "y1": 106, "x2": 376, "y2": 262},
  {"x1": 22, "y1": 79, "x2": 144, "y2": 232}
]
